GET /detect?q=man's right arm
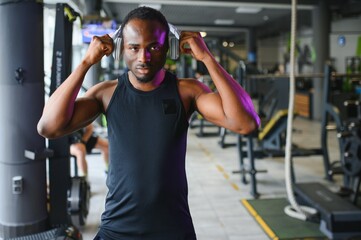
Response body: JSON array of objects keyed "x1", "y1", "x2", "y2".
[{"x1": 37, "y1": 35, "x2": 114, "y2": 139}]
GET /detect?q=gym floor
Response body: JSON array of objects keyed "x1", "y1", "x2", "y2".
[{"x1": 80, "y1": 117, "x2": 340, "y2": 240}]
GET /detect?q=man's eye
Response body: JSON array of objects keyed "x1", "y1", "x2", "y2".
[{"x1": 150, "y1": 45, "x2": 161, "y2": 51}]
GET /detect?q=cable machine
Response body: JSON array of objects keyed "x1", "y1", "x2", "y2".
[{"x1": 48, "y1": 2, "x2": 90, "y2": 231}]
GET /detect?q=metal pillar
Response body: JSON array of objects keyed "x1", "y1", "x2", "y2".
[
  {"x1": 0, "y1": 1, "x2": 47, "y2": 238},
  {"x1": 247, "y1": 28, "x2": 257, "y2": 64},
  {"x1": 312, "y1": 0, "x2": 330, "y2": 120}
]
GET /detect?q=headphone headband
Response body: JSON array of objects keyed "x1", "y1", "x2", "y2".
[
  {"x1": 111, "y1": 23, "x2": 180, "y2": 41},
  {"x1": 111, "y1": 23, "x2": 180, "y2": 61}
]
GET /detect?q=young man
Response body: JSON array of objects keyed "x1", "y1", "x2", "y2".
[{"x1": 38, "y1": 6, "x2": 260, "y2": 240}]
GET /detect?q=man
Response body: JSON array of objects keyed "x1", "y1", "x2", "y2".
[
  {"x1": 69, "y1": 123, "x2": 109, "y2": 177},
  {"x1": 38, "y1": 6, "x2": 260, "y2": 240}
]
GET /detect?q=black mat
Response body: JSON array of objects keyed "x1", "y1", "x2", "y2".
[{"x1": 242, "y1": 198, "x2": 327, "y2": 240}]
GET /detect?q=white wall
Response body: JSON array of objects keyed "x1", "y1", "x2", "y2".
[
  {"x1": 257, "y1": 36, "x2": 283, "y2": 72},
  {"x1": 329, "y1": 15, "x2": 361, "y2": 73},
  {"x1": 257, "y1": 27, "x2": 315, "y2": 74}
]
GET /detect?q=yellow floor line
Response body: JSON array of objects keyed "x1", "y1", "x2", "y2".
[
  {"x1": 230, "y1": 182, "x2": 240, "y2": 191},
  {"x1": 216, "y1": 164, "x2": 224, "y2": 173},
  {"x1": 223, "y1": 173, "x2": 229, "y2": 180},
  {"x1": 242, "y1": 199, "x2": 279, "y2": 240},
  {"x1": 199, "y1": 143, "x2": 242, "y2": 192}
]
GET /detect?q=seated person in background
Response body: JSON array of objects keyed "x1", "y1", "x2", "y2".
[{"x1": 69, "y1": 124, "x2": 109, "y2": 177}]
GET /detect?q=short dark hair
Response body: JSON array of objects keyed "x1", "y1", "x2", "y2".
[{"x1": 120, "y1": 6, "x2": 170, "y2": 41}]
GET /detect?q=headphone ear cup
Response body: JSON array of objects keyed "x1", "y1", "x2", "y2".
[
  {"x1": 169, "y1": 36, "x2": 179, "y2": 60},
  {"x1": 168, "y1": 23, "x2": 180, "y2": 60},
  {"x1": 113, "y1": 37, "x2": 122, "y2": 61}
]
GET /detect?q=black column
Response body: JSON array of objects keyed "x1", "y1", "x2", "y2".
[
  {"x1": 0, "y1": 1, "x2": 47, "y2": 238},
  {"x1": 312, "y1": 0, "x2": 330, "y2": 120},
  {"x1": 247, "y1": 27, "x2": 257, "y2": 64}
]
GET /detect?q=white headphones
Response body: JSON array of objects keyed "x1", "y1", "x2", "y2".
[{"x1": 111, "y1": 23, "x2": 181, "y2": 61}]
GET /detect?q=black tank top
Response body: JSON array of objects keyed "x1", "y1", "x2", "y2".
[{"x1": 99, "y1": 72, "x2": 196, "y2": 240}]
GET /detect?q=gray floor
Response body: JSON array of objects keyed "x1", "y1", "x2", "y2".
[{"x1": 80, "y1": 117, "x2": 341, "y2": 240}]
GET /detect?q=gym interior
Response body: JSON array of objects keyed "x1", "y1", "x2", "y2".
[{"x1": 1, "y1": 0, "x2": 361, "y2": 239}]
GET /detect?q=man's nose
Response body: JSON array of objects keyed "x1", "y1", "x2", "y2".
[{"x1": 137, "y1": 48, "x2": 151, "y2": 62}]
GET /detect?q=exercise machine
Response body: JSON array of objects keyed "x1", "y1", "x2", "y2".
[
  {"x1": 48, "y1": 3, "x2": 90, "y2": 231},
  {"x1": 232, "y1": 66, "x2": 323, "y2": 198},
  {"x1": 293, "y1": 66, "x2": 361, "y2": 239}
]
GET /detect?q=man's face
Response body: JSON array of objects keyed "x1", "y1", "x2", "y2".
[{"x1": 122, "y1": 19, "x2": 168, "y2": 83}]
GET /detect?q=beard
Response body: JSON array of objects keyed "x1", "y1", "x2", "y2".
[
  {"x1": 133, "y1": 63, "x2": 159, "y2": 83},
  {"x1": 135, "y1": 73, "x2": 154, "y2": 83},
  {"x1": 130, "y1": 55, "x2": 167, "y2": 83}
]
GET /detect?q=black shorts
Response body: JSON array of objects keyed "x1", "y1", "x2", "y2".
[
  {"x1": 69, "y1": 131, "x2": 83, "y2": 145},
  {"x1": 85, "y1": 135, "x2": 98, "y2": 153}
]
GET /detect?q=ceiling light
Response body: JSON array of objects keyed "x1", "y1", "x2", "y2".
[
  {"x1": 214, "y1": 19, "x2": 235, "y2": 25},
  {"x1": 200, "y1": 32, "x2": 207, "y2": 37},
  {"x1": 139, "y1": 3, "x2": 162, "y2": 10},
  {"x1": 235, "y1": 6, "x2": 261, "y2": 14}
]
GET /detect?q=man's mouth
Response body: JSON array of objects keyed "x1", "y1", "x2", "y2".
[
  {"x1": 136, "y1": 65, "x2": 150, "y2": 74},
  {"x1": 136, "y1": 67, "x2": 149, "y2": 74}
]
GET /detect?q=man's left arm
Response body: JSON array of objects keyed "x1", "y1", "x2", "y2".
[{"x1": 180, "y1": 32, "x2": 260, "y2": 134}]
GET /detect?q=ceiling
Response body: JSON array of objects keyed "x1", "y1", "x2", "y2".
[
  {"x1": 98, "y1": 0, "x2": 360, "y2": 43},
  {"x1": 61, "y1": 0, "x2": 360, "y2": 46}
]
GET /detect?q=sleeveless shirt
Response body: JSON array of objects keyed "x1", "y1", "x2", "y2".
[{"x1": 99, "y1": 71, "x2": 196, "y2": 240}]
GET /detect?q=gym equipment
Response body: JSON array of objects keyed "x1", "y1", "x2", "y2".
[
  {"x1": 49, "y1": 3, "x2": 91, "y2": 232},
  {"x1": 48, "y1": 4, "x2": 84, "y2": 231},
  {"x1": 339, "y1": 120, "x2": 361, "y2": 177},
  {"x1": 283, "y1": 3, "x2": 361, "y2": 237},
  {"x1": 233, "y1": 110, "x2": 295, "y2": 198},
  {"x1": 337, "y1": 118, "x2": 361, "y2": 204},
  {"x1": 320, "y1": 65, "x2": 360, "y2": 182},
  {"x1": 112, "y1": 22, "x2": 181, "y2": 61},
  {"x1": 68, "y1": 176, "x2": 91, "y2": 228},
  {"x1": 67, "y1": 154, "x2": 91, "y2": 229},
  {"x1": 240, "y1": 65, "x2": 360, "y2": 198},
  {"x1": 294, "y1": 182, "x2": 361, "y2": 240},
  {"x1": 0, "y1": 1, "x2": 49, "y2": 238},
  {"x1": 289, "y1": 66, "x2": 361, "y2": 240},
  {"x1": 232, "y1": 68, "x2": 323, "y2": 198},
  {"x1": 7, "y1": 226, "x2": 81, "y2": 240}
]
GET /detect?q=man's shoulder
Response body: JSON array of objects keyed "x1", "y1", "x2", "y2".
[
  {"x1": 85, "y1": 79, "x2": 119, "y2": 109},
  {"x1": 178, "y1": 77, "x2": 207, "y2": 90},
  {"x1": 92, "y1": 79, "x2": 118, "y2": 91}
]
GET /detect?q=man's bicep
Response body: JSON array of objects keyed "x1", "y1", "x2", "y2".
[
  {"x1": 63, "y1": 98, "x2": 102, "y2": 135},
  {"x1": 194, "y1": 92, "x2": 226, "y2": 127}
]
